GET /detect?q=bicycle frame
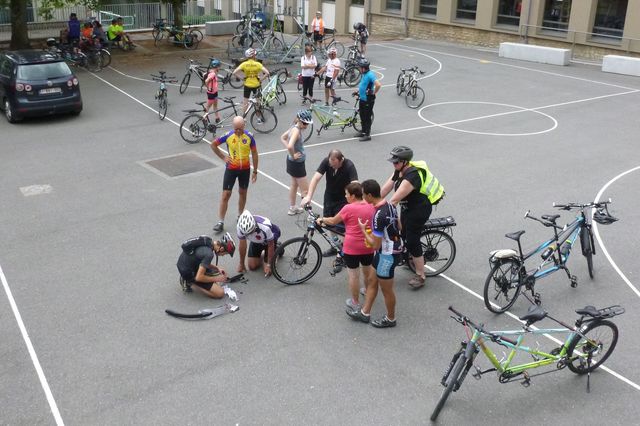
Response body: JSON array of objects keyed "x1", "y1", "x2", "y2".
[{"x1": 309, "y1": 98, "x2": 360, "y2": 135}]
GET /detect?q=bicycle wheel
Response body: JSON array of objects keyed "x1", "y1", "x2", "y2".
[
  {"x1": 179, "y1": 73, "x2": 191, "y2": 94},
  {"x1": 271, "y1": 37, "x2": 285, "y2": 52},
  {"x1": 275, "y1": 84, "x2": 287, "y2": 105},
  {"x1": 408, "y1": 230, "x2": 457, "y2": 277},
  {"x1": 189, "y1": 29, "x2": 203, "y2": 49},
  {"x1": 276, "y1": 69, "x2": 288, "y2": 84},
  {"x1": 153, "y1": 29, "x2": 164, "y2": 46},
  {"x1": 430, "y1": 353, "x2": 467, "y2": 421},
  {"x1": 99, "y1": 49, "x2": 111, "y2": 68},
  {"x1": 249, "y1": 107, "x2": 278, "y2": 133},
  {"x1": 231, "y1": 35, "x2": 244, "y2": 48},
  {"x1": 567, "y1": 320, "x2": 618, "y2": 374},
  {"x1": 405, "y1": 84, "x2": 425, "y2": 109},
  {"x1": 396, "y1": 74, "x2": 404, "y2": 95},
  {"x1": 343, "y1": 66, "x2": 361, "y2": 87},
  {"x1": 580, "y1": 227, "x2": 594, "y2": 279},
  {"x1": 86, "y1": 52, "x2": 102, "y2": 72},
  {"x1": 158, "y1": 93, "x2": 168, "y2": 120},
  {"x1": 301, "y1": 122, "x2": 313, "y2": 142},
  {"x1": 179, "y1": 113, "x2": 208, "y2": 144},
  {"x1": 352, "y1": 110, "x2": 373, "y2": 133},
  {"x1": 272, "y1": 237, "x2": 322, "y2": 285},
  {"x1": 483, "y1": 259, "x2": 522, "y2": 314}
]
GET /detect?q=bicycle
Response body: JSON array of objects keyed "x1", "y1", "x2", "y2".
[
  {"x1": 396, "y1": 66, "x2": 426, "y2": 109},
  {"x1": 271, "y1": 205, "x2": 457, "y2": 285},
  {"x1": 431, "y1": 303, "x2": 624, "y2": 421},
  {"x1": 261, "y1": 75, "x2": 287, "y2": 107},
  {"x1": 179, "y1": 58, "x2": 243, "y2": 94},
  {"x1": 152, "y1": 19, "x2": 203, "y2": 50},
  {"x1": 179, "y1": 94, "x2": 277, "y2": 144},
  {"x1": 151, "y1": 71, "x2": 177, "y2": 120},
  {"x1": 484, "y1": 200, "x2": 618, "y2": 314},
  {"x1": 300, "y1": 95, "x2": 370, "y2": 141}
]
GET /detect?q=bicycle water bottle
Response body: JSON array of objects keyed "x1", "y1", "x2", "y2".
[
  {"x1": 364, "y1": 227, "x2": 373, "y2": 248},
  {"x1": 541, "y1": 243, "x2": 556, "y2": 260}
]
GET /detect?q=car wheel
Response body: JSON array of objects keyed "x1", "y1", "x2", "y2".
[{"x1": 4, "y1": 98, "x2": 18, "y2": 123}]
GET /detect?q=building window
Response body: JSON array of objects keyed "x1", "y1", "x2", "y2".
[
  {"x1": 419, "y1": 0, "x2": 437, "y2": 16},
  {"x1": 497, "y1": 0, "x2": 522, "y2": 26},
  {"x1": 386, "y1": 0, "x2": 402, "y2": 11},
  {"x1": 456, "y1": 0, "x2": 477, "y2": 21},
  {"x1": 542, "y1": 0, "x2": 572, "y2": 32},
  {"x1": 593, "y1": 0, "x2": 627, "y2": 39},
  {"x1": 352, "y1": 0, "x2": 364, "y2": 5}
]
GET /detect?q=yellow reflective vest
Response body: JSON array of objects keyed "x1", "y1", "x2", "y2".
[{"x1": 409, "y1": 160, "x2": 444, "y2": 205}]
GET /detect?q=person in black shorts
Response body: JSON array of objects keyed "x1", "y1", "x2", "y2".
[
  {"x1": 176, "y1": 233, "x2": 236, "y2": 298},
  {"x1": 301, "y1": 149, "x2": 358, "y2": 256}
]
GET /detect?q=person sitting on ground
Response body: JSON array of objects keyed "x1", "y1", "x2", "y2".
[
  {"x1": 236, "y1": 210, "x2": 281, "y2": 277},
  {"x1": 107, "y1": 17, "x2": 133, "y2": 47},
  {"x1": 176, "y1": 233, "x2": 236, "y2": 298}
]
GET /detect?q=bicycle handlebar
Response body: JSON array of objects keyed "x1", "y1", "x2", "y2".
[{"x1": 553, "y1": 199, "x2": 611, "y2": 210}]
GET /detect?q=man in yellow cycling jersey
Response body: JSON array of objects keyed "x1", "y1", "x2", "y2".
[
  {"x1": 210, "y1": 116, "x2": 259, "y2": 233},
  {"x1": 232, "y1": 48, "x2": 270, "y2": 113}
]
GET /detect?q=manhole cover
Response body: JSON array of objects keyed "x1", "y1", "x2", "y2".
[{"x1": 140, "y1": 152, "x2": 217, "y2": 179}]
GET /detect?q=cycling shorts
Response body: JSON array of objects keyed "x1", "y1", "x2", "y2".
[
  {"x1": 207, "y1": 91, "x2": 218, "y2": 101},
  {"x1": 373, "y1": 252, "x2": 401, "y2": 279},
  {"x1": 324, "y1": 77, "x2": 335, "y2": 89},
  {"x1": 243, "y1": 85, "x2": 260, "y2": 99},
  {"x1": 248, "y1": 240, "x2": 277, "y2": 259},
  {"x1": 343, "y1": 253, "x2": 374, "y2": 269},
  {"x1": 223, "y1": 168, "x2": 250, "y2": 191}
]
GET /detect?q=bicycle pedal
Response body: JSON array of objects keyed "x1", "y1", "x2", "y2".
[
  {"x1": 521, "y1": 372, "x2": 531, "y2": 388},
  {"x1": 472, "y1": 367, "x2": 482, "y2": 380},
  {"x1": 570, "y1": 276, "x2": 578, "y2": 288}
]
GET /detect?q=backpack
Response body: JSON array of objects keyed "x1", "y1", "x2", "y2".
[{"x1": 181, "y1": 235, "x2": 213, "y2": 254}]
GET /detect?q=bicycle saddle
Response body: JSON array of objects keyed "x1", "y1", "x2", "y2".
[
  {"x1": 541, "y1": 214, "x2": 560, "y2": 223},
  {"x1": 519, "y1": 304, "x2": 547, "y2": 324},
  {"x1": 575, "y1": 305, "x2": 599, "y2": 317},
  {"x1": 222, "y1": 96, "x2": 236, "y2": 103},
  {"x1": 505, "y1": 230, "x2": 525, "y2": 241}
]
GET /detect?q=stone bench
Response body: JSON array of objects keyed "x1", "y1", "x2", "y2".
[
  {"x1": 602, "y1": 55, "x2": 640, "y2": 77},
  {"x1": 499, "y1": 42, "x2": 571, "y2": 66},
  {"x1": 205, "y1": 20, "x2": 241, "y2": 36}
]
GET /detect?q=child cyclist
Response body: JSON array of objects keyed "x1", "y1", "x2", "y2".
[{"x1": 205, "y1": 58, "x2": 222, "y2": 123}]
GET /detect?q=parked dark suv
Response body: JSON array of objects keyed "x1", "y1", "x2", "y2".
[{"x1": 0, "y1": 50, "x2": 83, "y2": 123}]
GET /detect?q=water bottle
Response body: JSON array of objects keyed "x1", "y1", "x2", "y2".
[{"x1": 364, "y1": 226, "x2": 373, "y2": 248}]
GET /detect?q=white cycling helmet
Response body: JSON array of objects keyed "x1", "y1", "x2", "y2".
[
  {"x1": 237, "y1": 210, "x2": 257, "y2": 235},
  {"x1": 245, "y1": 48, "x2": 257, "y2": 58},
  {"x1": 327, "y1": 47, "x2": 337, "y2": 55}
]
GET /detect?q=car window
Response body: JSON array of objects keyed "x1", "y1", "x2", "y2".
[
  {"x1": 0, "y1": 56, "x2": 13, "y2": 76},
  {"x1": 16, "y1": 62, "x2": 72, "y2": 80}
]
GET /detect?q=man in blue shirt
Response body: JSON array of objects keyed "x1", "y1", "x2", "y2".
[
  {"x1": 67, "y1": 13, "x2": 81, "y2": 44},
  {"x1": 354, "y1": 58, "x2": 381, "y2": 142}
]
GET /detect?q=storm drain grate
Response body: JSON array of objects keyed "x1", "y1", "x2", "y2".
[{"x1": 139, "y1": 151, "x2": 217, "y2": 179}]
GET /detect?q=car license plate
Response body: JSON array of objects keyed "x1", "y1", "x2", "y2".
[{"x1": 39, "y1": 87, "x2": 61, "y2": 94}]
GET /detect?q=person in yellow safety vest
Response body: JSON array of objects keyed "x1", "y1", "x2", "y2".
[
  {"x1": 381, "y1": 145, "x2": 445, "y2": 289},
  {"x1": 311, "y1": 11, "x2": 325, "y2": 49}
]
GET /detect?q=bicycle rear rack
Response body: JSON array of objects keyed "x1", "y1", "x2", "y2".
[{"x1": 425, "y1": 216, "x2": 456, "y2": 229}]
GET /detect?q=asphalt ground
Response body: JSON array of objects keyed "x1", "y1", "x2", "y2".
[{"x1": 1, "y1": 38, "x2": 640, "y2": 425}]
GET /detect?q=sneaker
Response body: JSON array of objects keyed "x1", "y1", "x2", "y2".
[
  {"x1": 371, "y1": 316, "x2": 397, "y2": 328},
  {"x1": 212, "y1": 221, "x2": 224, "y2": 233},
  {"x1": 322, "y1": 247, "x2": 338, "y2": 257},
  {"x1": 346, "y1": 308, "x2": 370, "y2": 323},
  {"x1": 359, "y1": 134, "x2": 371, "y2": 142},
  {"x1": 346, "y1": 298, "x2": 361, "y2": 310},
  {"x1": 409, "y1": 275, "x2": 426, "y2": 289},
  {"x1": 179, "y1": 277, "x2": 192, "y2": 293},
  {"x1": 287, "y1": 206, "x2": 304, "y2": 215}
]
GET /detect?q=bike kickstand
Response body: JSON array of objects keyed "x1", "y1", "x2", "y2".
[{"x1": 521, "y1": 372, "x2": 531, "y2": 388}]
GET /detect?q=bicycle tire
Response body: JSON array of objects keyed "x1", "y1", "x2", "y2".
[
  {"x1": 567, "y1": 320, "x2": 618, "y2": 374},
  {"x1": 430, "y1": 353, "x2": 466, "y2": 421},
  {"x1": 86, "y1": 52, "x2": 102, "y2": 72},
  {"x1": 231, "y1": 35, "x2": 243, "y2": 48},
  {"x1": 227, "y1": 72, "x2": 243, "y2": 89},
  {"x1": 179, "y1": 73, "x2": 191, "y2": 94},
  {"x1": 271, "y1": 37, "x2": 285, "y2": 52},
  {"x1": 301, "y1": 121, "x2": 314, "y2": 142},
  {"x1": 179, "y1": 113, "x2": 207, "y2": 144},
  {"x1": 343, "y1": 66, "x2": 361, "y2": 87},
  {"x1": 158, "y1": 93, "x2": 168, "y2": 120},
  {"x1": 352, "y1": 110, "x2": 373, "y2": 133},
  {"x1": 99, "y1": 49, "x2": 111, "y2": 68},
  {"x1": 580, "y1": 227, "x2": 594, "y2": 279},
  {"x1": 275, "y1": 84, "x2": 287, "y2": 105},
  {"x1": 249, "y1": 107, "x2": 278, "y2": 133},
  {"x1": 483, "y1": 259, "x2": 522, "y2": 314},
  {"x1": 408, "y1": 229, "x2": 456, "y2": 277},
  {"x1": 152, "y1": 26, "x2": 161, "y2": 41},
  {"x1": 272, "y1": 237, "x2": 322, "y2": 285},
  {"x1": 153, "y1": 29, "x2": 164, "y2": 46},
  {"x1": 396, "y1": 74, "x2": 404, "y2": 95},
  {"x1": 235, "y1": 22, "x2": 245, "y2": 34},
  {"x1": 276, "y1": 69, "x2": 288, "y2": 85},
  {"x1": 405, "y1": 85, "x2": 425, "y2": 109},
  {"x1": 189, "y1": 29, "x2": 203, "y2": 48}
]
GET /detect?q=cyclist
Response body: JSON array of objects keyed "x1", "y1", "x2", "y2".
[
  {"x1": 300, "y1": 44, "x2": 318, "y2": 103},
  {"x1": 232, "y1": 48, "x2": 270, "y2": 114},
  {"x1": 176, "y1": 233, "x2": 236, "y2": 298},
  {"x1": 353, "y1": 22, "x2": 369, "y2": 55},
  {"x1": 381, "y1": 146, "x2": 444, "y2": 289},
  {"x1": 210, "y1": 116, "x2": 259, "y2": 233},
  {"x1": 310, "y1": 11, "x2": 325, "y2": 49},
  {"x1": 107, "y1": 17, "x2": 133, "y2": 48},
  {"x1": 317, "y1": 47, "x2": 340, "y2": 106},
  {"x1": 348, "y1": 179, "x2": 401, "y2": 328},
  {"x1": 204, "y1": 58, "x2": 222, "y2": 123},
  {"x1": 281, "y1": 110, "x2": 312, "y2": 215},
  {"x1": 236, "y1": 210, "x2": 281, "y2": 277},
  {"x1": 353, "y1": 58, "x2": 380, "y2": 141}
]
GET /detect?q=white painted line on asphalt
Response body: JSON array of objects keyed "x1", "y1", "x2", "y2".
[
  {"x1": 0, "y1": 265, "x2": 65, "y2": 425},
  {"x1": 20, "y1": 184, "x2": 53, "y2": 197},
  {"x1": 593, "y1": 166, "x2": 640, "y2": 299}
]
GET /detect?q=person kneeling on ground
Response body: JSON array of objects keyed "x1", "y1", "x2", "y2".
[
  {"x1": 236, "y1": 210, "x2": 281, "y2": 277},
  {"x1": 176, "y1": 233, "x2": 236, "y2": 298}
]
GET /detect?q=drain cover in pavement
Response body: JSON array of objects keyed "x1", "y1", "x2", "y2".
[{"x1": 141, "y1": 152, "x2": 217, "y2": 179}]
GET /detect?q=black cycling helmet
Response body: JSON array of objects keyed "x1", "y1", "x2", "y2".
[
  {"x1": 353, "y1": 22, "x2": 364, "y2": 30},
  {"x1": 219, "y1": 232, "x2": 236, "y2": 257},
  {"x1": 593, "y1": 208, "x2": 618, "y2": 225},
  {"x1": 358, "y1": 58, "x2": 370, "y2": 70},
  {"x1": 388, "y1": 146, "x2": 413, "y2": 162}
]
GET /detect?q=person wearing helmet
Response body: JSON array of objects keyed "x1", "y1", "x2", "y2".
[
  {"x1": 353, "y1": 57, "x2": 381, "y2": 141},
  {"x1": 317, "y1": 47, "x2": 340, "y2": 106},
  {"x1": 281, "y1": 110, "x2": 312, "y2": 215},
  {"x1": 232, "y1": 48, "x2": 270, "y2": 113},
  {"x1": 236, "y1": 210, "x2": 281, "y2": 276},
  {"x1": 204, "y1": 59, "x2": 222, "y2": 123},
  {"x1": 176, "y1": 232, "x2": 236, "y2": 298},
  {"x1": 353, "y1": 22, "x2": 369, "y2": 55},
  {"x1": 381, "y1": 146, "x2": 444, "y2": 289}
]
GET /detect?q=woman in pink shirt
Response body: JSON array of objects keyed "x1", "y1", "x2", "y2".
[
  {"x1": 318, "y1": 182, "x2": 376, "y2": 310},
  {"x1": 205, "y1": 59, "x2": 222, "y2": 123}
]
